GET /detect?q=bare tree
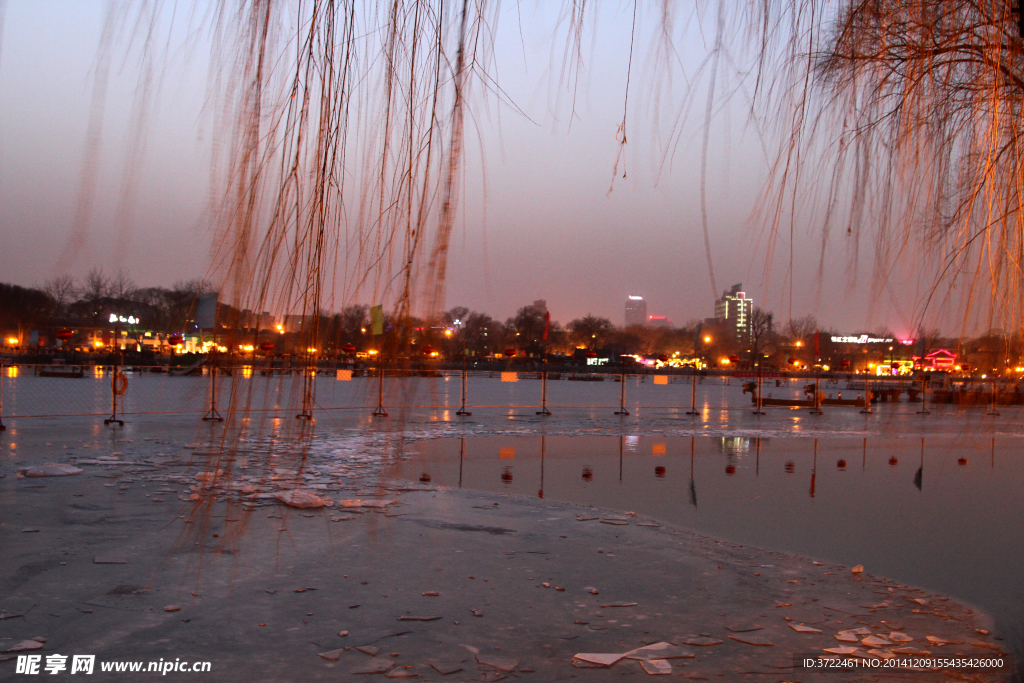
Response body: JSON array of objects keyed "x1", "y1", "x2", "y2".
[
  {"x1": 83, "y1": 267, "x2": 110, "y2": 302},
  {"x1": 42, "y1": 275, "x2": 78, "y2": 313},
  {"x1": 749, "y1": 308, "x2": 775, "y2": 369},
  {"x1": 109, "y1": 268, "x2": 136, "y2": 300},
  {"x1": 566, "y1": 315, "x2": 614, "y2": 349},
  {"x1": 786, "y1": 315, "x2": 818, "y2": 343}
]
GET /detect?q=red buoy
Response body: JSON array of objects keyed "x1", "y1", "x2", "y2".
[
  {"x1": 585, "y1": 350, "x2": 598, "y2": 358},
  {"x1": 341, "y1": 343, "x2": 356, "y2": 354},
  {"x1": 166, "y1": 334, "x2": 184, "y2": 346},
  {"x1": 56, "y1": 329, "x2": 74, "y2": 342},
  {"x1": 503, "y1": 348, "x2": 516, "y2": 358},
  {"x1": 657, "y1": 354, "x2": 669, "y2": 363},
  {"x1": 259, "y1": 341, "x2": 276, "y2": 352}
]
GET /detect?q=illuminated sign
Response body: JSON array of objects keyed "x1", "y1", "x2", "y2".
[
  {"x1": 831, "y1": 335, "x2": 896, "y2": 344},
  {"x1": 109, "y1": 314, "x2": 140, "y2": 325},
  {"x1": 586, "y1": 357, "x2": 609, "y2": 366},
  {"x1": 628, "y1": 295, "x2": 644, "y2": 300}
]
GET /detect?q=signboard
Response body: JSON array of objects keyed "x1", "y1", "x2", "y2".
[
  {"x1": 336, "y1": 369, "x2": 352, "y2": 381},
  {"x1": 732, "y1": 371, "x2": 786, "y2": 378},
  {"x1": 653, "y1": 375, "x2": 668, "y2": 385},
  {"x1": 501, "y1": 372, "x2": 518, "y2": 382}
]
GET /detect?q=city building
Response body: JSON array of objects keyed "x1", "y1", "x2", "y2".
[
  {"x1": 625, "y1": 295, "x2": 647, "y2": 327},
  {"x1": 714, "y1": 283, "x2": 753, "y2": 343},
  {"x1": 647, "y1": 315, "x2": 672, "y2": 328}
]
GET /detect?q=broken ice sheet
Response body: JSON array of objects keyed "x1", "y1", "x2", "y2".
[
  {"x1": 18, "y1": 464, "x2": 83, "y2": 477},
  {"x1": 860, "y1": 635, "x2": 892, "y2": 647},
  {"x1": 823, "y1": 646, "x2": 859, "y2": 655},
  {"x1": 571, "y1": 661, "x2": 604, "y2": 670},
  {"x1": 352, "y1": 659, "x2": 394, "y2": 674},
  {"x1": 639, "y1": 659, "x2": 673, "y2": 675},
  {"x1": 429, "y1": 661, "x2": 463, "y2": 675},
  {"x1": 680, "y1": 636, "x2": 723, "y2": 647},
  {"x1": 623, "y1": 643, "x2": 694, "y2": 660},
  {"x1": 788, "y1": 623, "x2": 822, "y2": 633},
  {"x1": 319, "y1": 649, "x2": 345, "y2": 661},
  {"x1": 600, "y1": 601, "x2": 638, "y2": 608},
  {"x1": 475, "y1": 654, "x2": 519, "y2": 672},
  {"x1": 3, "y1": 641, "x2": 43, "y2": 653},
  {"x1": 727, "y1": 635, "x2": 774, "y2": 647},
  {"x1": 572, "y1": 653, "x2": 623, "y2": 667},
  {"x1": 274, "y1": 490, "x2": 326, "y2": 509},
  {"x1": 888, "y1": 632, "x2": 913, "y2": 643},
  {"x1": 926, "y1": 635, "x2": 962, "y2": 645}
]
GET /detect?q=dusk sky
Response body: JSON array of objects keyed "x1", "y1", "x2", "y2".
[{"x1": 0, "y1": 2, "x2": 961, "y2": 339}]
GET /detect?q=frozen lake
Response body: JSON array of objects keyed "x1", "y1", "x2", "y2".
[
  {"x1": 393, "y1": 433, "x2": 1024, "y2": 636},
  {"x1": 3, "y1": 369, "x2": 1021, "y2": 635}
]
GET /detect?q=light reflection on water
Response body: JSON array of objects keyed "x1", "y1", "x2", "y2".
[{"x1": 392, "y1": 434, "x2": 1024, "y2": 631}]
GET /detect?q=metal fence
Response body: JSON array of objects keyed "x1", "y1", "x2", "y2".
[{"x1": 0, "y1": 363, "x2": 1017, "y2": 425}]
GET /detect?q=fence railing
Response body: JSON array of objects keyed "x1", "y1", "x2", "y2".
[{"x1": 0, "y1": 363, "x2": 1018, "y2": 425}]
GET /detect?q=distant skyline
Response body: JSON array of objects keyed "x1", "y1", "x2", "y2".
[{"x1": 0, "y1": 2, "x2": 973, "y2": 340}]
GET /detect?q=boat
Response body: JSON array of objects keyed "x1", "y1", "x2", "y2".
[{"x1": 36, "y1": 365, "x2": 84, "y2": 378}]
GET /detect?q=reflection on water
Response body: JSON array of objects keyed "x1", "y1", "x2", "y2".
[{"x1": 392, "y1": 434, "x2": 1024, "y2": 631}]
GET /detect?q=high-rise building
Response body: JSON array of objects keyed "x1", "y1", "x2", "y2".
[
  {"x1": 715, "y1": 284, "x2": 753, "y2": 343},
  {"x1": 625, "y1": 295, "x2": 647, "y2": 326}
]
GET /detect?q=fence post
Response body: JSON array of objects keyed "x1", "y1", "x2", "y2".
[
  {"x1": 614, "y1": 357, "x2": 629, "y2": 415},
  {"x1": 916, "y1": 374, "x2": 930, "y2": 414},
  {"x1": 686, "y1": 367, "x2": 699, "y2": 415},
  {"x1": 104, "y1": 328, "x2": 125, "y2": 426},
  {"x1": 456, "y1": 344, "x2": 471, "y2": 416},
  {"x1": 202, "y1": 349, "x2": 224, "y2": 422},
  {"x1": 753, "y1": 373, "x2": 765, "y2": 415},
  {"x1": 536, "y1": 348, "x2": 551, "y2": 416},
  {"x1": 987, "y1": 378, "x2": 1000, "y2": 416},
  {"x1": 372, "y1": 354, "x2": 387, "y2": 417},
  {"x1": 0, "y1": 362, "x2": 6, "y2": 431}
]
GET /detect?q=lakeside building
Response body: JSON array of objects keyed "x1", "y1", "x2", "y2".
[
  {"x1": 625, "y1": 295, "x2": 647, "y2": 326},
  {"x1": 714, "y1": 284, "x2": 753, "y2": 343}
]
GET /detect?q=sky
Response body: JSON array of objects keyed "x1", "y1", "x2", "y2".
[{"x1": 0, "y1": 1, "x2": 956, "y2": 340}]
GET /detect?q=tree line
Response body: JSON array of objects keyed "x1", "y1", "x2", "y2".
[{"x1": 1, "y1": 275, "x2": 1016, "y2": 371}]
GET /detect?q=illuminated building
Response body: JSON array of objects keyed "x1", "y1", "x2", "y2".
[
  {"x1": 647, "y1": 315, "x2": 672, "y2": 328},
  {"x1": 714, "y1": 283, "x2": 752, "y2": 343},
  {"x1": 625, "y1": 295, "x2": 647, "y2": 326}
]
